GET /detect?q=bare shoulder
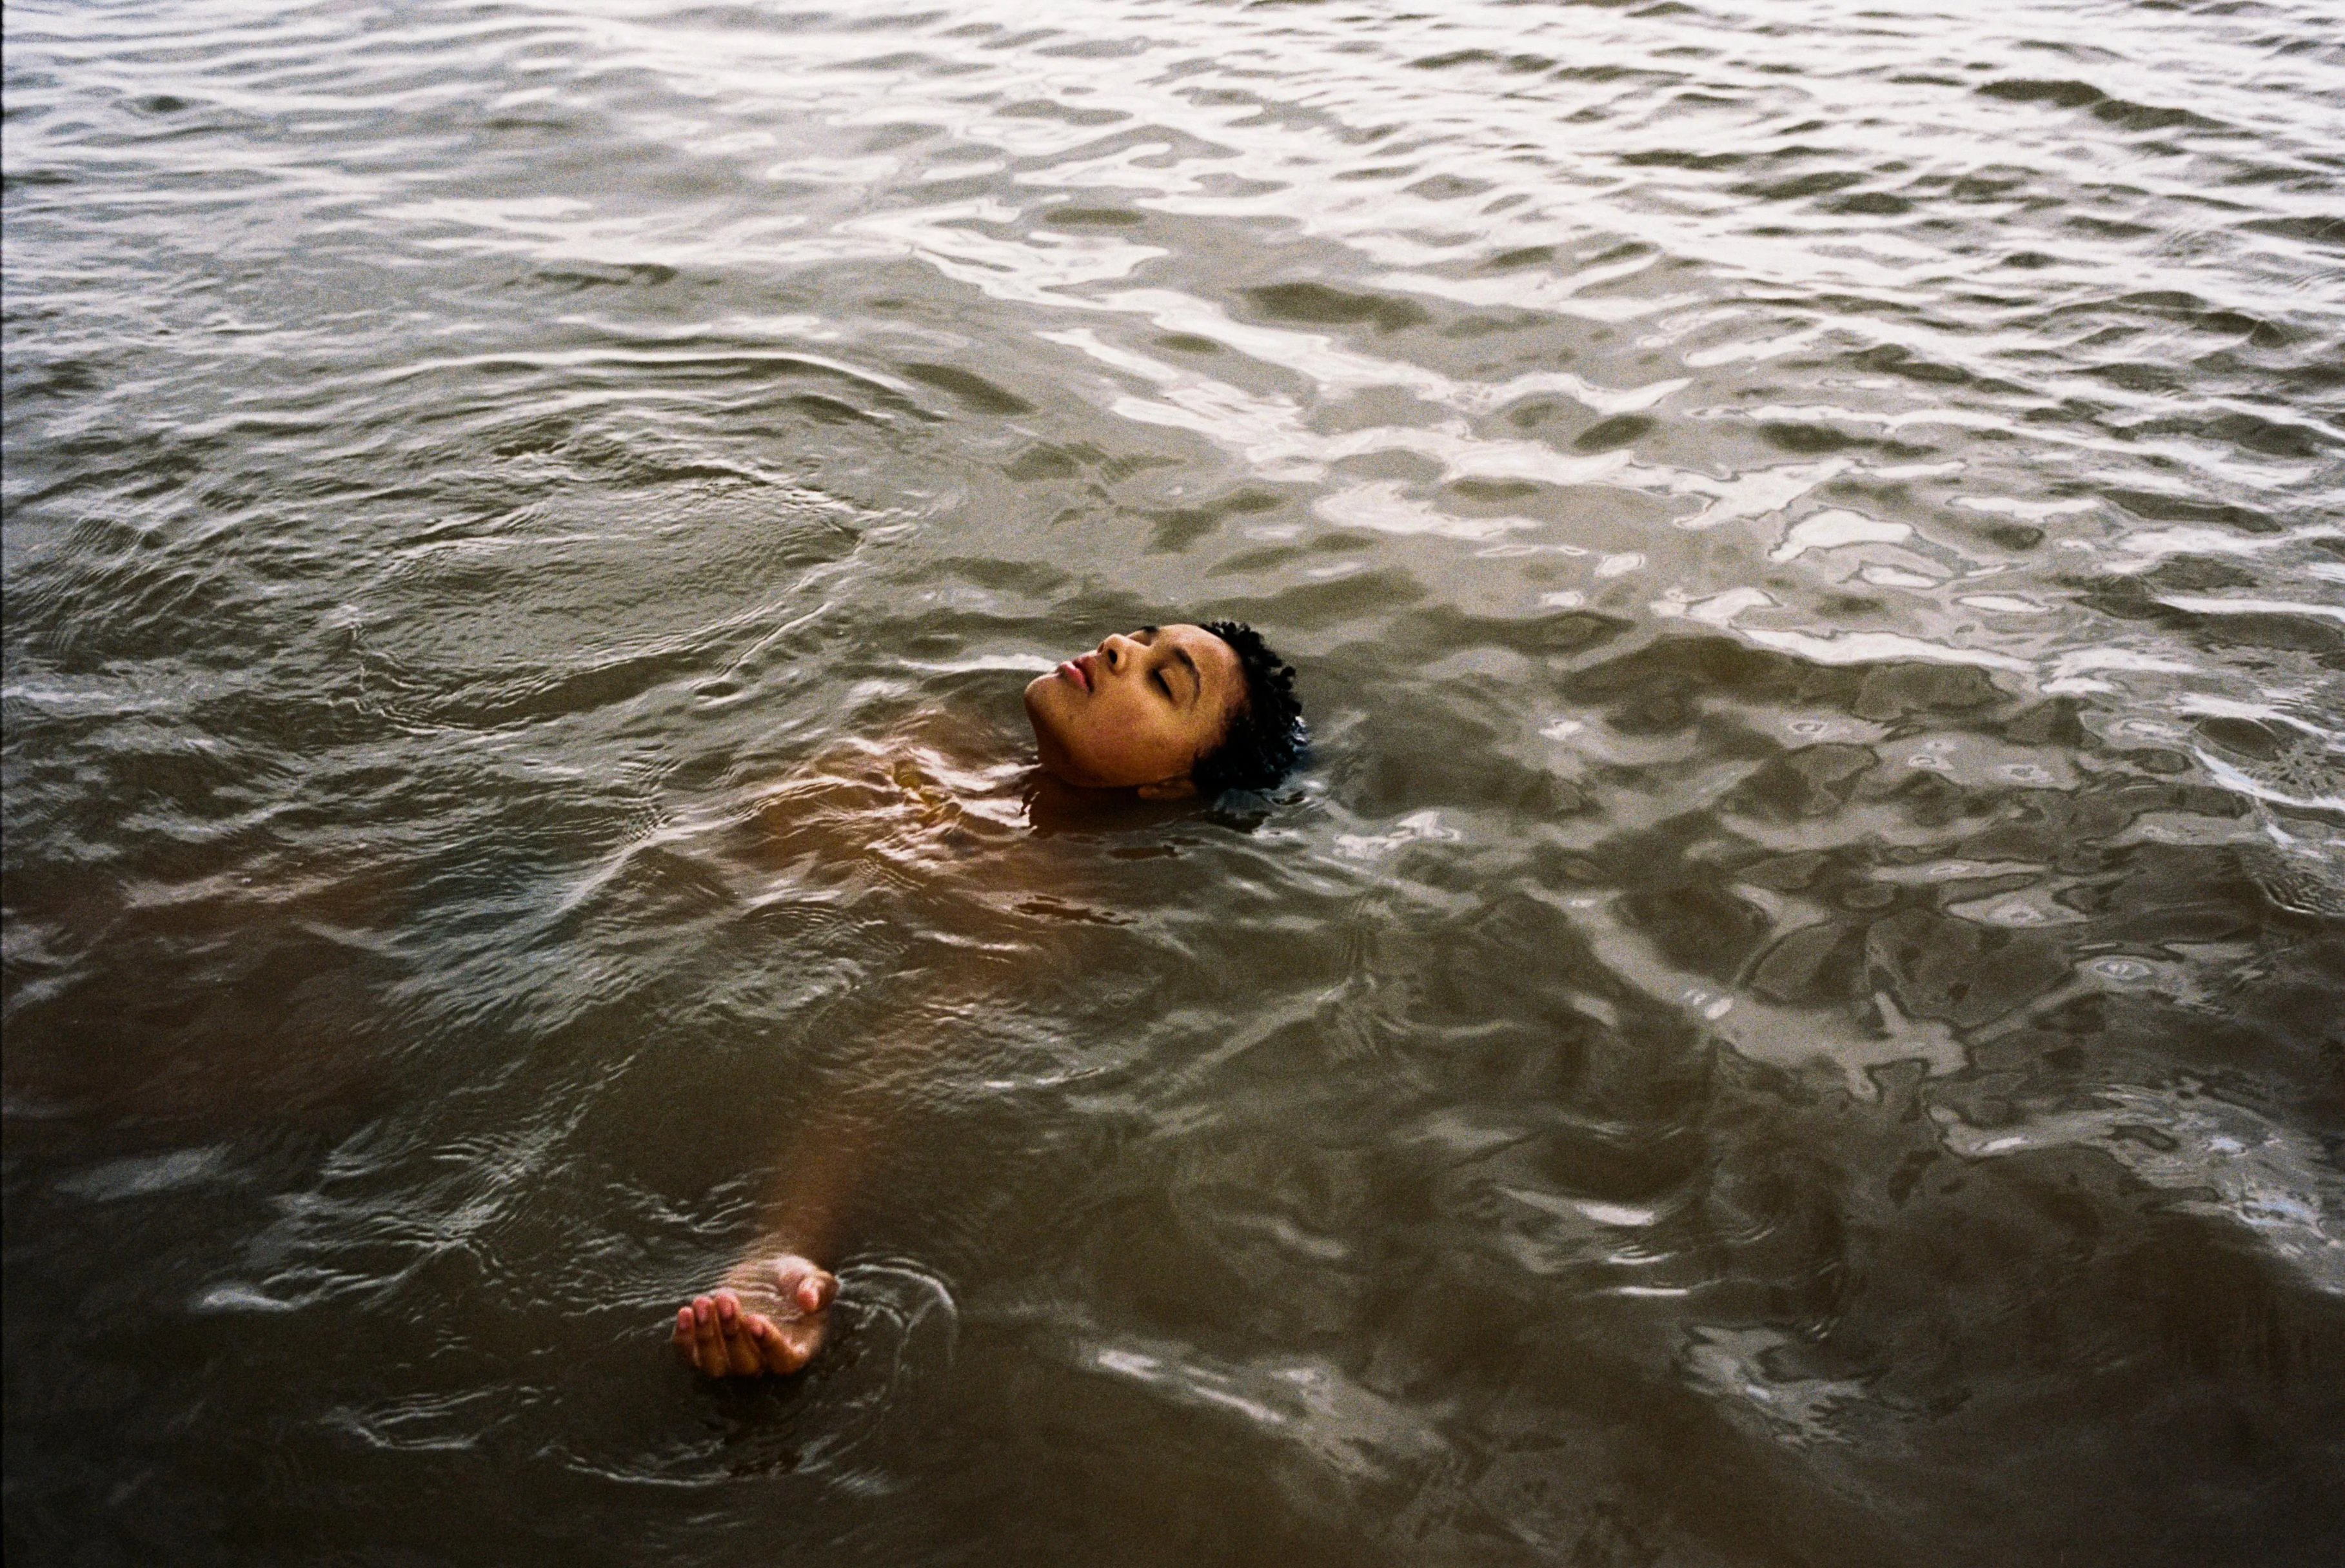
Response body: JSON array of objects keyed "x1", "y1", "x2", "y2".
[{"x1": 744, "y1": 711, "x2": 1031, "y2": 874}]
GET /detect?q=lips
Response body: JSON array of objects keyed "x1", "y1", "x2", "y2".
[{"x1": 1057, "y1": 654, "x2": 1093, "y2": 693}]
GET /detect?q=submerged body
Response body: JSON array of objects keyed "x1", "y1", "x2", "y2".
[{"x1": 671, "y1": 622, "x2": 1300, "y2": 1377}]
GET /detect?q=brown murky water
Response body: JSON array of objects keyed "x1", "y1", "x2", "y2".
[{"x1": 5, "y1": 1, "x2": 2343, "y2": 1563}]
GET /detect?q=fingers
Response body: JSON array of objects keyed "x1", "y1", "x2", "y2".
[
  {"x1": 713, "y1": 1291, "x2": 763, "y2": 1377},
  {"x1": 691, "y1": 1294, "x2": 727, "y2": 1375},
  {"x1": 793, "y1": 1269, "x2": 838, "y2": 1317},
  {"x1": 746, "y1": 1314, "x2": 805, "y2": 1376},
  {"x1": 678, "y1": 1293, "x2": 769, "y2": 1378},
  {"x1": 676, "y1": 1295, "x2": 743, "y2": 1378},
  {"x1": 672, "y1": 1261, "x2": 838, "y2": 1378},
  {"x1": 762, "y1": 1257, "x2": 836, "y2": 1319}
]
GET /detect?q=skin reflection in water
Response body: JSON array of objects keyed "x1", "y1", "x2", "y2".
[{"x1": 670, "y1": 622, "x2": 1302, "y2": 1377}]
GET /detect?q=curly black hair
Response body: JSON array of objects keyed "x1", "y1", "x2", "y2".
[{"x1": 1192, "y1": 620, "x2": 1305, "y2": 798}]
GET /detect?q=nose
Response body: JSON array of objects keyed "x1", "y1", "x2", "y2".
[{"x1": 1100, "y1": 632, "x2": 1142, "y2": 672}]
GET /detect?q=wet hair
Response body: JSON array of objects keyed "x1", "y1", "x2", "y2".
[{"x1": 1193, "y1": 620, "x2": 1305, "y2": 797}]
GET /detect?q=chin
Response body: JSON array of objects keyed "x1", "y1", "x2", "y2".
[
  {"x1": 1022, "y1": 674, "x2": 1062, "y2": 736},
  {"x1": 1023, "y1": 683, "x2": 1083, "y2": 782}
]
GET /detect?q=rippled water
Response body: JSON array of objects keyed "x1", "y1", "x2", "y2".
[{"x1": 6, "y1": 0, "x2": 2344, "y2": 1562}]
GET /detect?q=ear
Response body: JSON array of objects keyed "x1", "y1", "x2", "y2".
[{"x1": 1134, "y1": 776, "x2": 1198, "y2": 801}]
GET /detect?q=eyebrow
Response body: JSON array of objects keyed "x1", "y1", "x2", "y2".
[{"x1": 1170, "y1": 645, "x2": 1202, "y2": 705}]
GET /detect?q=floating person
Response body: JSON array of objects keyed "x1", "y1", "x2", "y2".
[{"x1": 670, "y1": 620, "x2": 1304, "y2": 1378}]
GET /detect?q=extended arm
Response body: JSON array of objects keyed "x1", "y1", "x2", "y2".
[
  {"x1": 670, "y1": 976, "x2": 1002, "y2": 1376},
  {"x1": 668, "y1": 728, "x2": 1058, "y2": 1377}
]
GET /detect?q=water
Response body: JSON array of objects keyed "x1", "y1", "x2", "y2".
[{"x1": 5, "y1": 0, "x2": 2343, "y2": 1561}]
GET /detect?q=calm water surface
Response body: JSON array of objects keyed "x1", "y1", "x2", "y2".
[{"x1": 6, "y1": 1, "x2": 2344, "y2": 1562}]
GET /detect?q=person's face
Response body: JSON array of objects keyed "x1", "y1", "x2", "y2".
[{"x1": 1024, "y1": 624, "x2": 1245, "y2": 797}]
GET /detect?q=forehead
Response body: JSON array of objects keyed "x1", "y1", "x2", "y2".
[{"x1": 1153, "y1": 623, "x2": 1241, "y2": 685}]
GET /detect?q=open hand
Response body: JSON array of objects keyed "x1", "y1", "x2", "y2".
[{"x1": 671, "y1": 1255, "x2": 837, "y2": 1377}]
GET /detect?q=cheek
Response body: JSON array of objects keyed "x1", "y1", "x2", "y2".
[
  {"x1": 1066, "y1": 701, "x2": 1138, "y2": 763},
  {"x1": 1025, "y1": 684, "x2": 1121, "y2": 778},
  {"x1": 1072, "y1": 696, "x2": 1184, "y2": 781},
  {"x1": 1033, "y1": 682, "x2": 1203, "y2": 785},
  {"x1": 1117, "y1": 703, "x2": 1202, "y2": 776}
]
